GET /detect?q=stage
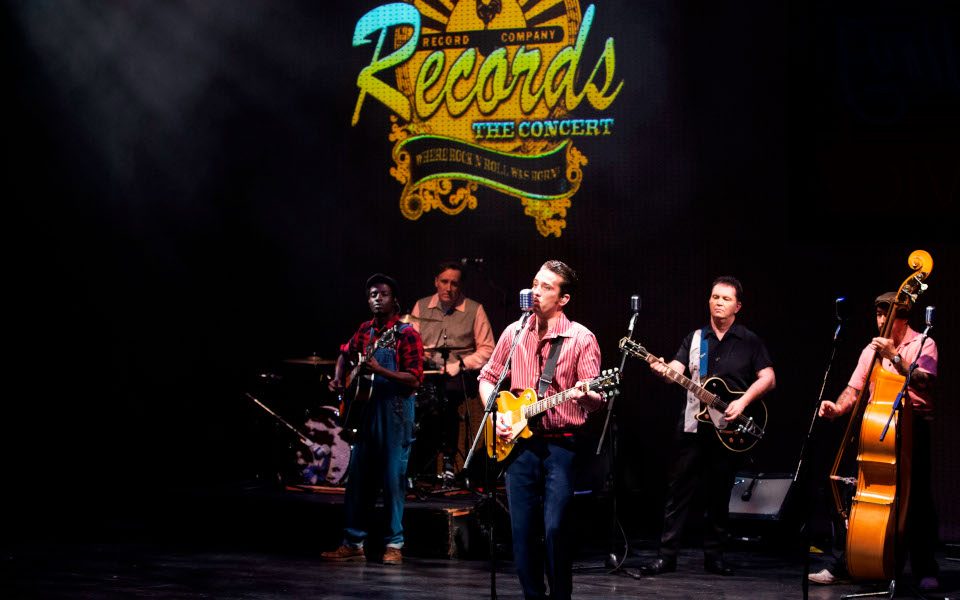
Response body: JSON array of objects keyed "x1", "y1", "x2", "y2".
[{"x1": 5, "y1": 483, "x2": 957, "y2": 599}]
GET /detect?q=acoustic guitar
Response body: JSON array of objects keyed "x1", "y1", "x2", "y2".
[
  {"x1": 338, "y1": 324, "x2": 400, "y2": 442},
  {"x1": 485, "y1": 369, "x2": 621, "y2": 462},
  {"x1": 619, "y1": 337, "x2": 766, "y2": 452}
]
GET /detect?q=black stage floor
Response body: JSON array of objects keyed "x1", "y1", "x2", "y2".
[{"x1": 5, "y1": 483, "x2": 958, "y2": 599}]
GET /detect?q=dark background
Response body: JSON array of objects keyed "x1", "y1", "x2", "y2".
[{"x1": 4, "y1": 1, "x2": 958, "y2": 543}]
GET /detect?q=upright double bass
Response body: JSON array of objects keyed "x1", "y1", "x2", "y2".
[{"x1": 828, "y1": 250, "x2": 933, "y2": 580}]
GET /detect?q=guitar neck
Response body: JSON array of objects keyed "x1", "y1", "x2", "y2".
[
  {"x1": 345, "y1": 326, "x2": 398, "y2": 386},
  {"x1": 643, "y1": 355, "x2": 722, "y2": 409},
  {"x1": 523, "y1": 379, "x2": 602, "y2": 419}
]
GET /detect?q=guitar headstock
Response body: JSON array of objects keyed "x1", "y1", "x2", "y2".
[
  {"x1": 377, "y1": 325, "x2": 400, "y2": 349},
  {"x1": 618, "y1": 337, "x2": 649, "y2": 360},
  {"x1": 595, "y1": 367, "x2": 621, "y2": 396}
]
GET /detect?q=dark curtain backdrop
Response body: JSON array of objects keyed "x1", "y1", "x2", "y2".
[{"x1": 5, "y1": 1, "x2": 958, "y2": 541}]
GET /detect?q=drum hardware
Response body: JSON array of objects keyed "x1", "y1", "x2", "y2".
[
  {"x1": 283, "y1": 355, "x2": 336, "y2": 366},
  {"x1": 422, "y1": 344, "x2": 471, "y2": 352},
  {"x1": 399, "y1": 313, "x2": 442, "y2": 324},
  {"x1": 408, "y1": 361, "x2": 486, "y2": 496}
]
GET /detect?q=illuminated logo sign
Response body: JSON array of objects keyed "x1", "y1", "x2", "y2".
[{"x1": 353, "y1": 1, "x2": 622, "y2": 237}]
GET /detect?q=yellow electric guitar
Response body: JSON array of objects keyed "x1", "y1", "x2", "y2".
[{"x1": 484, "y1": 369, "x2": 620, "y2": 462}]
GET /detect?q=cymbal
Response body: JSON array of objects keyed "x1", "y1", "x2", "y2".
[
  {"x1": 423, "y1": 344, "x2": 471, "y2": 352},
  {"x1": 284, "y1": 356, "x2": 336, "y2": 366},
  {"x1": 399, "y1": 313, "x2": 442, "y2": 323}
]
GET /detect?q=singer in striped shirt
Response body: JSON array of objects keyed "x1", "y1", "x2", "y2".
[{"x1": 478, "y1": 260, "x2": 604, "y2": 600}]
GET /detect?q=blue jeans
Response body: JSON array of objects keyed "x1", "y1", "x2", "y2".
[{"x1": 505, "y1": 437, "x2": 576, "y2": 600}]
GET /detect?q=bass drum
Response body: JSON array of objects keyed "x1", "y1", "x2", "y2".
[{"x1": 296, "y1": 406, "x2": 351, "y2": 486}]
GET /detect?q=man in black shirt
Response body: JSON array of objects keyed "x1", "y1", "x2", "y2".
[{"x1": 640, "y1": 276, "x2": 776, "y2": 576}]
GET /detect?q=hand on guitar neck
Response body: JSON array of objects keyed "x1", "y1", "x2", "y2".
[
  {"x1": 486, "y1": 370, "x2": 621, "y2": 461},
  {"x1": 641, "y1": 352, "x2": 751, "y2": 422},
  {"x1": 618, "y1": 337, "x2": 766, "y2": 452},
  {"x1": 647, "y1": 355, "x2": 677, "y2": 379},
  {"x1": 492, "y1": 379, "x2": 599, "y2": 440}
]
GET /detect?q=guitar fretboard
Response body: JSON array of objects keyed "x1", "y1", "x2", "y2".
[
  {"x1": 622, "y1": 340, "x2": 753, "y2": 428},
  {"x1": 521, "y1": 379, "x2": 607, "y2": 419},
  {"x1": 642, "y1": 355, "x2": 726, "y2": 410}
]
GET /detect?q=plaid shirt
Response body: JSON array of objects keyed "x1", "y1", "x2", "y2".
[{"x1": 340, "y1": 314, "x2": 424, "y2": 385}]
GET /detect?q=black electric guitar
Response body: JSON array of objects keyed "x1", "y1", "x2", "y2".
[
  {"x1": 339, "y1": 325, "x2": 401, "y2": 442},
  {"x1": 484, "y1": 369, "x2": 621, "y2": 461},
  {"x1": 619, "y1": 337, "x2": 766, "y2": 452}
]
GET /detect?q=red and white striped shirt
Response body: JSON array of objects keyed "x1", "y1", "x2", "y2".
[{"x1": 478, "y1": 312, "x2": 604, "y2": 432}]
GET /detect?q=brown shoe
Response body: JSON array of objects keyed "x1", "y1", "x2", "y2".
[
  {"x1": 382, "y1": 547, "x2": 402, "y2": 564},
  {"x1": 321, "y1": 545, "x2": 365, "y2": 562}
]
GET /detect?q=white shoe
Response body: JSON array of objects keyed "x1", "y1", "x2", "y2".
[
  {"x1": 808, "y1": 569, "x2": 836, "y2": 585},
  {"x1": 918, "y1": 576, "x2": 939, "y2": 591}
]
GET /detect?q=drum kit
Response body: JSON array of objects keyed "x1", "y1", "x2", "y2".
[
  {"x1": 244, "y1": 313, "x2": 482, "y2": 491},
  {"x1": 245, "y1": 355, "x2": 348, "y2": 487}
]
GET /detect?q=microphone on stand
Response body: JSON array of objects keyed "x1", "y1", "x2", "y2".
[
  {"x1": 519, "y1": 288, "x2": 534, "y2": 326},
  {"x1": 626, "y1": 294, "x2": 641, "y2": 340},
  {"x1": 520, "y1": 288, "x2": 534, "y2": 311},
  {"x1": 924, "y1": 305, "x2": 935, "y2": 335},
  {"x1": 619, "y1": 294, "x2": 641, "y2": 374},
  {"x1": 833, "y1": 296, "x2": 847, "y2": 341}
]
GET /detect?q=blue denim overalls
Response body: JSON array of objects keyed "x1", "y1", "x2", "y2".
[{"x1": 342, "y1": 323, "x2": 416, "y2": 548}]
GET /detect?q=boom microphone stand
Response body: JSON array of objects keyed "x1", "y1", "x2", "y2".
[
  {"x1": 583, "y1": 295, "x2": 641, "y2": 578},
  {"x1": 798, "y1": 297, "x2": 847, "y2": 599},
  {"x1": 464, "y1": 289, "x2": 534, "y2": 600}
]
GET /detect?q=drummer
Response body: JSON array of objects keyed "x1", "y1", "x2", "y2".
[{"x1": 410, "y1": 260, "x2": 495, "y2": 475}]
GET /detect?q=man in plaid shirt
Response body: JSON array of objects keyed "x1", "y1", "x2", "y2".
[{"x1": 321, "y1": 273, "x2": 423, "y2": 565}]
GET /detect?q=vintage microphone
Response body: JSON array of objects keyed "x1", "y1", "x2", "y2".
[
  {"x1": 617, "y1": 294, "x2": 641, "y2": 372},
  {"x1": 924, "y1": 305, "x2": 935, "y2": 335},
  {"x1": 833, "y1": 296, "x2": 848, "y2": 342},
  {"x1": 519, "y1": 287, "x2": 534, "y2": 321}
]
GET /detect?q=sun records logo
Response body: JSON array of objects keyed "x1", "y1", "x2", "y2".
[{"x1": 352, "y1": 2, "x2": 622, "y2": 237}]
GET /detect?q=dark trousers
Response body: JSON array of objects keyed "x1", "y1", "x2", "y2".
[
  {"x1": 658, "y1": 427, "x2": 738, "y2": 560},
  {"x1": 504, "y1": 437, "x2": 576, "y2": 600}
]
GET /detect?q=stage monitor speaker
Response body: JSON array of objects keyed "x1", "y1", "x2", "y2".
[{"x1": 729, "y1": 472, "x2": 793, "y2": 521}]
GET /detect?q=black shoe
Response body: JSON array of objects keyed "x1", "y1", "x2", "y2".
[
  {"x1": 639, "y1": 556, "x2": 676, "y2": 576},
  {"x1": 704, "y1": 557, "x2": 734, "y2": 576}
]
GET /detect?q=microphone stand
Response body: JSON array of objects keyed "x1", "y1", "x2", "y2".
[
  {"x1": 464, "y1": 310, "x2": 532, "y2": 600},
  {"x1": 879, "y1": 324, "x2": 931, "y2": 443},
  {"x1": 797, "y1": 315, "x2": 845, "y2": 600},
  {"x1": 583, "y1": 308, "x2": 639, "y2": 578},
  {"x1": 865, "y1": 324, "x2": 933, "y2": 600}
]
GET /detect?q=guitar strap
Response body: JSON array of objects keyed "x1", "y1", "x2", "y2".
[
  {"x1": 684, "y1": 328, "x2": 709, "y2": 433},
  {"x1": 537, "y1": 336, "x2": 565, "y2": 398}
]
